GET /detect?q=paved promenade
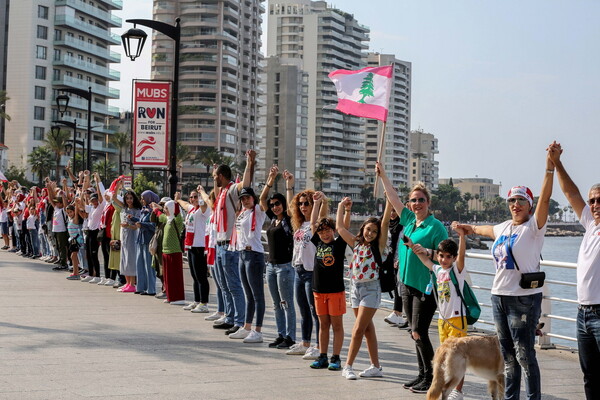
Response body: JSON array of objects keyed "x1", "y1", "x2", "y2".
[{"x1": 0, "y1": 250, "x2": 585, "y2": 399}]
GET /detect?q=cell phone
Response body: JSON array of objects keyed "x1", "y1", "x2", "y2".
[{"x1": 402, "y1": 235, "x2": 409, "y2": 244}]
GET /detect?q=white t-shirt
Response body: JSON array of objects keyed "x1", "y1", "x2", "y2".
[
  {"x1": 233, "y1": 204, "x2": 266, "y2": 252},
  {"x1": 0, "y1": 207, "x2": 7, "y2": 223},
  {"x1": 491, "y1": 217, "x2": 546, "y2": 296},
  {"x1": 184, "y1": 203, "x2": 211, "y2": 247},
  {"x1": 433, "y1": 264, "x2": 466, "y2": 320},
  {"x1": 52, "y1": 207, "x2": 67, "y2": 233},
  {"x1": 87, "y1": 200, "x2": 105, "y2": 231},
  {"x1": 577, "y1": 205, "x2": 600, "y2": 305},
  {"x1": 292, "y1": 221, "x2": 316, "y2": 271},
  {"x1": 26, "y1": 214, "x2": 37, "y2": 230}
]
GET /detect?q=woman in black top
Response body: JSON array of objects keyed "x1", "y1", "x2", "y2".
[{"x1": 260, "y1": 165, "x2": 297, "y2": 349}]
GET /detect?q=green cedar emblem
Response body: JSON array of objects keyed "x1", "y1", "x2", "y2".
[{"x1": 357, "y1": 72, "x2": 375, "y2": 103}]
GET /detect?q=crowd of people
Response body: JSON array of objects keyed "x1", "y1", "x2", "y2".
[{"x1": 1, "y1": 142, "x2": 598, "y2": 400}]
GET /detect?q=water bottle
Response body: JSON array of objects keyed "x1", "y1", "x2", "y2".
[{"x1": 425, "y1": 282, "x2": 433, "y2": 295}]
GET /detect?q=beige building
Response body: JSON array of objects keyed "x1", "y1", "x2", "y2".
[
  {"x1": 439, "y1": 177, "x2": 501, "y2": 211},
  {"x1": 409, "y1": 129, "x2": 439, "y2": 189}
]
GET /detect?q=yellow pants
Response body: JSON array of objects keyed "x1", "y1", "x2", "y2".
[{"x1": 438, "y1": 316, "x2": 468, "y2": 343}]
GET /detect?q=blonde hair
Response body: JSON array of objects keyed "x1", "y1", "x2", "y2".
[{"x1": 409, "y1": 182, "x2": 431, "y2": 203}]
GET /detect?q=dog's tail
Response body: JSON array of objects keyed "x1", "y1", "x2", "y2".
[{"x1": 426, "y1": 351, "x2": 446, "y2": 400}]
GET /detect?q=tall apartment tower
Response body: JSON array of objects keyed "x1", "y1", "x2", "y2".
[
  {"x1": 0, "y1": 0, "x2": 10, "y2": 146},
  {"x1": 151, "y1": 0, "x2": 264, "y2": 185},
  {"x1": 3, "y1": 0, "x2": 122, "y2": 178},
  {"x1": 266, "y1": 0, "x2": 370, "y2": 200},
  {"x1": 365, "y1": 53, "x2": 411, "y2": 192},
  {"x1": 409, "y1": 129, "x2": 439, "y2": 189}
]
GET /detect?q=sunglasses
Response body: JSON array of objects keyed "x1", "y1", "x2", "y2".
[
  {"x1": 507, "y1": 198, "x2": 529, "y2": 206},
  {"x1": 588, "y1": 197, "x2": 600, "y2": 206},
  {"x1": 189, "y1": 195, "x2": 198, "y2": 199},
  {"x1": 409, "y1": 197, "x2": 427, "y2": 203},
  {"x1": 298, "y1": 201, "x2": 311, "y2": 207},
  {"x1": 269, "y1": 201, "x2": 281, "y2": 208}
]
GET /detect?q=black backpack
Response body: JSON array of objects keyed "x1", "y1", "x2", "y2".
[{"x1": 372, "y1": 244, "x2": 397, "y2": 298}]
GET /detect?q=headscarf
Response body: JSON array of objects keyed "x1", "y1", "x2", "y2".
[
  {"x1": 141, "y1": 190, "x2": 160, "y2": 206},
  {"x1": 164, "y1": 200, "x2": 178, "y2": 222}
]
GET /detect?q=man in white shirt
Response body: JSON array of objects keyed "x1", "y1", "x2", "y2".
[{"x1": 549, "y1": 142, "x2": 600, "y2": 400}]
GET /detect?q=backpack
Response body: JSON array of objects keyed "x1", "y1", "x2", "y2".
[
  {"x1": 371, "y1": 244, "x2": 397, "y2": 297},
  {"x1": 448, "y1": 268, "x2": 481, "y2": 325}
]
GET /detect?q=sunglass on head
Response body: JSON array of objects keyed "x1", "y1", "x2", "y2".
[
  {"x1": 269, "y1": 201, "x2": 281, "y2": 208},
  {"x1": 298, "y1": 201, "x2": 311, "y2": 207},
  {"x1": 409, "y1": 197, "x2": 426, "y2": 203},
  {"x1": 507, "y1": 198, "x2": 529, "y2": 206},
  {"x1": 588, "y1": 197, "x2": 600, "y2": 206}
]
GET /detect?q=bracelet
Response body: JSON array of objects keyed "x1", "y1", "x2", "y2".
[
  {"x1": 344, "y1": 209, "x2": 351, "y2": 212},
  {"x1": 546, "y1": 169, "x2": 554, "y2": 174},
  {"x1": 266, "y1": 183, "x2": 272, "y2": 188}
]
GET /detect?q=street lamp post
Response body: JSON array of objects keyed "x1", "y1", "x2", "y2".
[
  {"x1": 121, "y1": 18, "x2": 181, "y2": 198},
  {"x1": 56, "y1": 87, "x2": 92, "y2": 170}
]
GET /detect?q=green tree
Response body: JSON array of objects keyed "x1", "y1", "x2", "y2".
[
  {"x1": 197, "y1": 147, "x2": 223, "y2": 186},
  {"x1": 28, "y1": 147, "x2": 54, "y2": 185},
  {"x1": 43, "y1": 128, "x2": 71, "y2": 179},
  {"x1": 0, "y1": 91, "x2": 11, "y2": 121},
  {"x1": 132, "y1": 172, "x2": 158, "y2": 195},
  {"x1": 92, "y1": 158, "x2": 117, "y2": 183},
  {"x1": 4, "y1": 165, "x2": 36, "y2": 187},
  {"x1": 358, "y1": 73, "x2": 374, "y2": 104},
  {"x1": 431, "y1": 184, "x2": 463, "y2": 221},
  {"x1": 111, "y1": 131, "x2": 130, "y2": 174},
  {"x1": 312, "y1": 168, "x2": 330, "y2": 191}
]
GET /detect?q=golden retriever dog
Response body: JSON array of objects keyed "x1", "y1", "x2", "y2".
[{"x1": 426, "y1": 335, "x2": 505, "y2": 400}]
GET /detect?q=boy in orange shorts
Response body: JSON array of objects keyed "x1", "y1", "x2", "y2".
[{"x1": 309, "y1": 191, "x2": 349, "y2": 370}]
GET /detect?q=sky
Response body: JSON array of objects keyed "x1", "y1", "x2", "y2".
[{"x1": 110, "y1": 0, "x2": 600, "y2": 207}]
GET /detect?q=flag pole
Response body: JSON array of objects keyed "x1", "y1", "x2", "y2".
[{"x1": 373, "y1": 120, "x2": 387, "y2": 197}]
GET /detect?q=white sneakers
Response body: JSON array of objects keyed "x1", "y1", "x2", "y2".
[
  {"x1": 384, "y1": 312, "x2": 406, "y2": 326},
  {"x1": 243, "y1": 330, "x2": 263, "y2": 343},
  {"x1": 359, "y1": 364, "x2": 383, "y2": 378},
  {"x1": 89, "y1": 277, "x2": 101, "y2": 284},
  {"x1": 80, "y1": 276, "x2": 93, "y2": 283},
  {"x1": 447, "y1": 389, "x2": 464, "y2": 400},
  {"x1": 204, "y1": 312, "x2": 223, "y2": 321},
  {"x1": 342, "y1": 365, "x2": 357, "y2": 380},
  {"x1": 286, "y1": 343, "x2": 309, "y2": 355},
  {"x1": 183, "y1": 302, "x2": 199, "y2": 311},
  {"x1": 103, "y1": 279, "x2": 115, "y2": 286},
  {"x1": 301, "y1": 346, "x2": 320, "y2": 360},
  {"x1": 170, "y1": 300, "x2": 186, "y2": 306},
  {"x1": 229, "y1": 328, "x2": 251, "y2": 339},
  {"x1": 191, "y1": 303, "x2": 209, "y2": 313}
]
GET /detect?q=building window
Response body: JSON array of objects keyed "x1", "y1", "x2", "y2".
[
  {"x1": 34, "y1": 86, "x2": 46, "y2": 100},
  {"x1": 33, "y1": 127, "x2": 45, "y2": 141},
  {"x1": 34, "y1": 106, "x2": 45, "y2": 121},
  {"x1": 38, "y1": 5, "x2": 48, "y2": 19},
  {"x1": 37, "y1": 25, "x2": 48, "y2": 39},
  {"x1": 54, "y1": 29, "x2": 62, "y2": 40},
  {"x1": 35, "y1": 66, "x2": 46, "y2": 80},
  {"x1": 54, "y1": 49, "x2": 61, "y2": 61},
  {"x1": 36, "y1": 46, "x2": 47, "y2": 59}
]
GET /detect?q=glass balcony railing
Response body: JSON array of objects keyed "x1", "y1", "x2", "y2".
[
  {"x1": 65, "y1": 97, "x2": 120, "y2": 116},
  {"x1": 54, "y1": 55, "x2": 120, "y2": 81},
  {"x1": 55, "y1": 0, "x2": 122, "y2": 27},
  {"x1": 54, "y1": 15, "x2": 120, "y2": 44},
  {"x1": 97, "y1": 0, "x2": 123, "y2": 10},
  {"x1": 52, "y1": 76, "x2": 120, "y2": 99},
  {"x1": 54, "y1": 36, "x2": 120, "y2": 63}
]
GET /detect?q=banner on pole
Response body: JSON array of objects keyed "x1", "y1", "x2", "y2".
[{"x1": 132, "y1": 80, "x2": 170, "y2": 168}]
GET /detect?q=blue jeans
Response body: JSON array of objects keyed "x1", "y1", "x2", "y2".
[
  {"x1": 266, "y1": 262, "x2": 296, "y2": 340},
  {"x1": 239, "y1": 251, "x2": 266, "y2": 327},
  {"x1": 295, "y1": 265, "x2": 319, "y2": 344},
  {"x1": 136, "y1": 244, "x2": 156, "y2": 294},
  {"x1": 211, "y1": 264, "x2": 224, "y2": 313},
  {"x1": 28, "y1": 229, "x2": 39, "y2": 256},
  {"x1": 577, "y1": 305, "x2": 600, "y2": 400},
  {"x1": 214, "y1": 244, "x2": 245, "y2": 326},
  {"x1": 39, "y1": 230, "x2": 49, "y2": 256},
  {"x1": 492, "y1": 293, "x2": 542, "y2": 400}
]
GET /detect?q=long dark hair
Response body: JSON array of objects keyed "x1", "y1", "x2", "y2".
[
  {"x1": 355, "y1": 217, "x2": 382, "y2": 246},
  {"x1": 269, "y1": 192, "x2": 287, "y2": 214},
  {"x1": 123, "y1": 190, "x2": 142, "y2": 210}
]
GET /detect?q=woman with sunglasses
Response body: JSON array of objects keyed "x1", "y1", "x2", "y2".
[
  {"x1": 259, "y1": 165, "x2": 296, "y2": 349},
  {"x1": 456, "y1": 148, "x2": 554, "y2": 400},
  {"x1": 377, "y1": 162, "x2": 447, "y2": 394},
  {"x1": 283, "y1": 170, "x2": 328, "y2": 360}
]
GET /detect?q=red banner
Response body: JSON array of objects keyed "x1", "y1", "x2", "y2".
[{"x1": 132, "y1": 80, "x2": 170, "y2": 168}]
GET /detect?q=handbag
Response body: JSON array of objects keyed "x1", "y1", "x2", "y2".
[
  {"x1": 506, "y1": 228, "x2": 545, "y2": 289},
  {"x1": 110, "y1": 239, "x2": 121, "y2": 251},
  {"x1": 68, "y1": 234, "x2": 80, "y2": 253},
  {"x1": 149, "y1": 232, "x2": 159, "y2": 256}
]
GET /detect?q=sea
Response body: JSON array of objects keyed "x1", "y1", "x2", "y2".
[{"x1": 466, "y1": 236, "x2": 581, "y2": 349}]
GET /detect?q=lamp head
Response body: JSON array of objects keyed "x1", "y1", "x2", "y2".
[{"x1": 121, "y1": 26, "x2": 148, "y2": 61}]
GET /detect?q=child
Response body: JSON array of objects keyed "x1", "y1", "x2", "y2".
[
  {"x1": 336, "y1": 196, "x2": 392, "y2": 380},
  {"x1": 26, "y1": 205, "x2": 40, "y2": 259},
  {"x1": 308, "y1": 191, "x2": 348, "y2": 371},
  {"x1": 409, "y1": 224, "x2": 468, "y2": 398}
]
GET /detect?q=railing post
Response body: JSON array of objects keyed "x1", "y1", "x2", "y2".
[{"x1": 539, "y1": 284, "x2": 555, "y2": 349}]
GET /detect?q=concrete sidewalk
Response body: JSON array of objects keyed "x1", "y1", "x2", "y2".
[{"x1": 0, "y1": 250, "x2": 585, "y2": 399}]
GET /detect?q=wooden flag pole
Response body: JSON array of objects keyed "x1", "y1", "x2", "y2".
[{"x1": 373, "y1": 120, "x2": 387, "y2": 198}]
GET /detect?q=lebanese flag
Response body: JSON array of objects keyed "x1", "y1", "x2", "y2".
[
  {"x1": 0, "y1": 170, "x2": 7, "y2": 182},
  {"x1": 328, "y1": 65, "x2": 393, "y2": 122}
]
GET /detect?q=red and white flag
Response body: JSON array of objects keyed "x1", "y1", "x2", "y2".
[
  {"x1": 0, "y1": 170, "x2": 7, "y2": 182},
  {"x1": 328, "y1": 65, "x2": 393, "y2": 122}
]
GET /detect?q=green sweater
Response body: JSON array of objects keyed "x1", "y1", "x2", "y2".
[
  {"x1": 397, "y1": 207, "x2": 448, "y2": 293},
  {"x1": 158, "y1": 214, "x2": 184, "y2": 254}
]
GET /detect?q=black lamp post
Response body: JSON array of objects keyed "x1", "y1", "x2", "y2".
[
  {"x1": 56, "y1": 87, "x2": 92, "y2": 171},
  {"x1": 52, "y1": 119, "x2": 78, "y2": 171},
  {"x1": 121, "y1": 18, "x2": 181, "y2": 198}
]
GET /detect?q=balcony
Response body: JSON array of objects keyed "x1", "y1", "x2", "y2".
[
  {"x1": 54, "y1": 55, "x2": 120, "y2": 81},
  {"x1": 54, "y1": 15, "x2": 120, "y2": 45},
  {"x1": 53, "y1": 76, "x2": 119, "y2": 99},
  {"x1": 61, "y1": 97, "x2": 120, "y2": 117},
  {"x1": 96, "y1": 0, "x2": 122, "y2": 10},
  {"x1": 54, "y1": 36, "x2": 120, "y2": 63},
  {"x1": 55, "y1": 0, "x2": 122, "y2": 27}
]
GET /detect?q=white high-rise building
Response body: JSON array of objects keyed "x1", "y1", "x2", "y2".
[
  {"x1": 3, "y1": 0, "x2": 122, "y2": 179},
  {"x1": 266, "y1": 0, "x2": 369, "y2": 199},
  {"x1": 409, "y1": 129, "x2": 439, "y2": 189},
  {"x1": 365, "y1": 53, "x2": 411, "y2": 193}
]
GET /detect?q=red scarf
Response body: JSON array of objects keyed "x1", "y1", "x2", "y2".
[
  {"x1": 184, "y1": 205, "x2": 199, "y2": 249},
  {"x1": 229, "y1": 205, "x2": 256, "y2": 250},
  {"x1": 215, "y1": 182, "x2": 233, "y2": 234}
]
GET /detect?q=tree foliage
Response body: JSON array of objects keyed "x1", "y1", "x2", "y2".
[
  {"x1": 28, "y1": 147, "x2": 54, "y2": 184},
  {"x1": 132, "y1": 172, "x2": 158, "y2": 196},
  {"x1": 43, "y1": 128, "x2": 71, "y2": 179}
]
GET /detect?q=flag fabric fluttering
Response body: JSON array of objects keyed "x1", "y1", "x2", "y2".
[
  {"x1": 328, "y1": 65, "x2": 393, "y2": 122},
  {"x1": 0, "y1": 170, "x2": 7, "y2": 182}
]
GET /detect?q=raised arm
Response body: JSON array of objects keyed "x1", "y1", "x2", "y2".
[
  {"x1": 310, "y1": 191, "x2": 324, "y2": 234},
  {"x1": 535, "y1": 144, "x2": 555, "y2": 229},
  {"x1": 111, "y1": 180, "x2": 124, "y2": 209},
  {"x1": 196, "y1": 185, "x2": 209, "y2": 213},
  {"x1": 548, "y1": 142, "x2": 585, "y2": 219},
  {"x1": 65, "y1": 161, "x2": 78, "y2": 185},
  {"x1": 238, "y1": 149, "x2": 256, "y2": 191},
  {"x1": 81, "y1": 170, "x2": 91, "y2": 192},
  {"x1": 342, "y1": 197, "x2": 352, "y2": 229},
  {"x1": 260, "y1": 165, "x2": 279, "y2": 212},
  {"x1": 378, "y1": 198, "x2": 393, "y2": 253},
  {"x1": 452, "y1": 223, "x2": 466, "y2": 273},
  {"x1": 336, "y1": 197, "x2": 356, "y2": 246},
  {"x1": 456, "y1": 223, "x2": 495, "y2": 240},
  {"x1": 174, "y1": 191, "x2": 190, "y2": 212},
  {"x1": 283, "y1": 170, "x2": 295, "y2": 216},
  {"x1": 376, "y1": 162, "x2": 405, "y2": 216}
]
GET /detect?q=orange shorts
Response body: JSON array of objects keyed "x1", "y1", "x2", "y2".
[{"x1": 314, "y1": 291, "x2": 347, "y2": 316}]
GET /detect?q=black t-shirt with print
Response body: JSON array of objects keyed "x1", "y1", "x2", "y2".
[{"x1": 311, "y1": 233, "x2": 347, "y2": 293}]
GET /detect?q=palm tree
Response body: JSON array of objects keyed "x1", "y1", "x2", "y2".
[
  {"x1": 28, "y1": 147, "x2": 54, "y2": 185},
  {"x1": 111, "y1": 131, "x2": 130, "y2": 174},
  {"x1": 176, "y1": 142, "x2": 193, "y2": 189},
  {"x1": 0, "y1": 91, "x2": 11, "y2": 121},
  {"x1": 312, "y1": 168, "x2": 330, "y2": 191},
  {"x1": 197, "y1": 147, "x2": 223, "y2": 186},
  {"x1": 43, "y1": 128, "x2": 71, "y2": 179},
  {"x1": 92, "y1": 158, "x2": 117, "y2": 182}
]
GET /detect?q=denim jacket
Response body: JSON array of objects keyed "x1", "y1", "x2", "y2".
[{"x1": 136, "y1": 207, "x2": 156, "y2": 244}]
